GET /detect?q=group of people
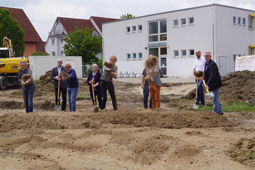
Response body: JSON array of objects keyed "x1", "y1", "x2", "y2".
[{"x1": 18, "y1": 52, "x2": 223, "y2": 115}]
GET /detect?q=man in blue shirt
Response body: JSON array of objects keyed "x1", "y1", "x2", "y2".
[{"x1": 62, "y1": 63, "x2": 79, "y2": 112}]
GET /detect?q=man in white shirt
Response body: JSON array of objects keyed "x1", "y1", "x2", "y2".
[{"x1": 193, "y1": 50, "x2": 206, "y2": 105}]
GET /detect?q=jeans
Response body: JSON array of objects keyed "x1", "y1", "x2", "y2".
[
  {"x1": 143, "y1": 85, "x2": 152, "y2": 109},
  {"x1": 55, "y1": 87, "x2": 67, "y2": 111},
  {"x1": 149, "y1": 82, "x2": 161, "y2": 109},
  {"x1": 101, "y1": 80, "x2": 117, "y2": 110},
  {"x1": 195, "y1": 79, "x2": 205, "y2": 104},
  {"x1": 210, "y1": 88, "x2": 223, "y2": 114},
  {"x1": 22, "y1": 85, "x2": 35, "y2": 113},
  {"x1": 67, "y1": 87, "x2": 78, "y2": 112}
]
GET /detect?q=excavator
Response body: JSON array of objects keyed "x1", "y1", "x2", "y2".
[{"x1": 0, "y1": 37, "x2": 30, "y2": 90}]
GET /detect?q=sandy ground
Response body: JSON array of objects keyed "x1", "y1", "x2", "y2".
[{"x1": 0, "y1": 79, "x2": 254, "y2": 170}]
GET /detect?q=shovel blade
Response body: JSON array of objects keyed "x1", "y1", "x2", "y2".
[
  {"x1": 93, "y1": 104, "x2": 99, "y2": 112},
  {"x1": 193, "y1": 103, "x2": 198, "y2": 109},
  {"x1": 55, "y1": 105, "x2": 61, "y2": 111}
]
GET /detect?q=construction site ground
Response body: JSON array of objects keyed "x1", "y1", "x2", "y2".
[{"x1": 0, "y1": 70, "x2": 254, "y2": 170}]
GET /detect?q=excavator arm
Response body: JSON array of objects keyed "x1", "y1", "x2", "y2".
[{"x1": 2, "y1": 36, "x2": 14, "y2": 57}]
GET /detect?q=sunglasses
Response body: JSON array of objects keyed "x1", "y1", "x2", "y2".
[{"x1": 65, "y1": 66, "x2": 71, "y2": 68}]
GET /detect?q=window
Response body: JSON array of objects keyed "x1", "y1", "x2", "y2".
[
  {"x1": 181, "y1": 18, "x2": 186, "y2": 25},
  {"x1": 233, "y1": 54, "x2": 236, "y2": 63},
  {"x1": 189, "y1": 49, "x2": 194, "y2": 57},
  {"x1": 133, "y1": 53, "x2": 136, "y2": 60},
  {"x1": 52, "y1": 51, "x2": 55, "y2": 56},
  {"x1": 149, "y1": 48, "x2": 158, "y2": 57},
  {"x1": 189, "y1": 17, "x2": 194, "y2": 24},
  {"x1": 160, "y1": 47, "x2": 167, "y2": 55},
  {"x1": 233, "y1": 17, "x2": 236, "y2": 24},
  {"x1": 127, "y1": 53, "x2": 131, "y2": 60},
  {"x1": 138, "y1": 53, "x2": 142, "y2": 59},
  {"x1": 61, "y1": 51, "x2": 63, "y2": 56},
  {"x1": 174, "y1": 50, "x2": 179, "y2": 58},
  {"x1": 238, "y1": 17, "x2": 241, "y2": 25},
  {"x1": 149, "y1": 20, "x2": 167, "y2": 42},
  {"x1": 249, "y1": 45, "x2": 255, "y2": 54},
  {"x1": 173, "y1": 19, "x2": 178, "y2": 27},
  {"x1": 60, "y1": 38, "x2": 63, "y2": 43},
  {"x1": 52, "y1": 39, "x2": 55, "y2": 45},
  {"x1": 249, "y1": 14, "x2": 255, "y2": 29},
  {"x1": 181, "y1": 50, "x2": 186, "y2": 57},
  {"x1": 126, "y1": 27, "x2": 130, "y2": 33},
  {"x1": 132, "y1": 26, "x2": 136, "y2": 32},
  {"x1": 161, "y1": 58, "x2": 166, "y2": 67},
  {"x1": 243, "y1": 18, "x2": 246, "y2": 25},
  {"x1": 138, "y1": 25, "x2": 142, "y2": 31}
]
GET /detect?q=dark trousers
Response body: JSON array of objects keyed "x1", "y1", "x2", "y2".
[
  {"x1": 90, "y1": 90, "x2": 102, "y2": 109},
  {"x1": 195, "y1": 79, "x2": 205, "y2": 104},
  {"x1": 22, "y1": 85, "x2": 35, "y2": 113},
  {"x1": 55, "y1": 87, "x2": 67, "y2": 111},
  {"x1": 101, "y1": 80, "x2": 117, "y2": 110},
  {"x1": 143, "y1": 85, "x2": 152, "y2": 109}
]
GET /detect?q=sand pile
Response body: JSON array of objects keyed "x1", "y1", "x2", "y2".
[{"x1": 34, "y1": 70, "x2": 54, "y2": 96}]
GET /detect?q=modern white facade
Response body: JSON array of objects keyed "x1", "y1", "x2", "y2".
[{"x1": 102, "y1": 4, "x2": 255, "y2": 77}]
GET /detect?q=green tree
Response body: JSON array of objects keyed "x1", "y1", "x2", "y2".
[
  {"x1": 120, "y1": 13, "x2": 135, "y2": 20},
  {"x1": 31, "y1": 51, "x2": 49, "y2": 56},
  {"x1": 0, "y1": 8, "x2": 25, "y2": 57},
  {"x1": 63, "y1": 26, "x2": 102, "y2": 63}
]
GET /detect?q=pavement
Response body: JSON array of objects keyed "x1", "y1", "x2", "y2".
[{"x1": 114, "y1": 77, "x2": 195, "y2": 84}]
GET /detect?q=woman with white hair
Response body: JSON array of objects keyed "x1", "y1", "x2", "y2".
[{"x1": 86, "y1": 64, "x2": 102, "y2": 109}]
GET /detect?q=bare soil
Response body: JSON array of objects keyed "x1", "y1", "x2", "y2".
[{"x1": 0, "y1": 71, "x2": 255, "y2": 170}]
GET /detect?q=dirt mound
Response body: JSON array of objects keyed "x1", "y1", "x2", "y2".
[
  {"x1": 0, "y1": 109, "x2": 237, "y2": 131},
  {"x1": 229, "y1": 138, "x2": 255, "y2": 167},
  {"x1": 185, "y1": 70, "x2": 255, "y2": 102},
  {"x1": 34, "y1": 70, "x2": 54, "y2": 96},
  {"x1": 0, "y1": 101, "x2": 25, "y2": 109},
  {"x1": 220, "y1": 70, "x2": 255, "y2": 102},
  {"x1": 0, "y1": 100, "x2": 55, "y2": 111}
]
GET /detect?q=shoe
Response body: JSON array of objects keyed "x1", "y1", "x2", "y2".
[
  {"x1": 195, "y1": 102, "x2": 199, "y2": 105},
  {"x1": 219, "y1": 113, "x2": 224, "y2": 115}
]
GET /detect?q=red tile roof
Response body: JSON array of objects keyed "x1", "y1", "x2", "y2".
[
  {"x1": 57, "y1": 17, "x2": 94, "y2": 33},
  {"x1": 90, "y1": 16, "x2": 119, "y2": 32},
  {"x1": 37, "y1": 42, "x2": 46, "y2": 53},
  {"x1": 0, "y1": 7, "x2": 42, "y2": 42}
]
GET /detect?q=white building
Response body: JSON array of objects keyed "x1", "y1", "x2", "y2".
[
  {"x1": 45, "y1": 16, "x2": 118, "y2": 59},
  {"x1": 102, "y1": 4, "x2": 255, "y2": 77}
]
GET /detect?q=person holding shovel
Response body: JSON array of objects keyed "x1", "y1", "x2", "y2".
[
  {"x1": 193, "y1": 50, "x2": 206, "y2": 105},
  {"x1": 100, "y1": 55, "x2": 118, "y2": 110},
  {"x1": 51, "y1": 59, "x2": 67, "y2": 111},
  {"x1": 17, "y1": 60, "x2": 35, "y2": 113},
  {"x1": 144, "y1": 55, "x2": 162, "y2": 110},
  {"x1": 87, "y1": 64, "x2": 102, "y2": 109},
  {"x1": 62, "y1": 63, "x2": 79, "y2": 112},
  {"x1": 202, "y1": 52, "x2": 223, "y2": 115}
]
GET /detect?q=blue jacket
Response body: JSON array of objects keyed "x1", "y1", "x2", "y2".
[
  {"x1": 65, "y1": 69, "x2": 79, "y2": 88},
  {"x1": 87, "y1": 72, "x2": 102, "y2": 93},
  {"x1": 204, "y1": 59, "x2": 222, "y2": 91}
]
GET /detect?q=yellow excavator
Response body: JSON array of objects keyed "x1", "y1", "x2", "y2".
[{"x1": 0, "y1": 37, "x2": 30, "y2": 90}]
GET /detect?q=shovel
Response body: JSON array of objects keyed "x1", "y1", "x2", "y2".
[
  {"x1": 91, "y1": 82, "x2": 99, "y2": 112},
  {"x1": 193, "y1": 80, "x2": 198, "y2": 109},
  {"x1": 55, "y1": 81, "x2": 61, "y2": 111},
  {"x1": 202, "y1": 80, "x2": 214, "y2": 98}
]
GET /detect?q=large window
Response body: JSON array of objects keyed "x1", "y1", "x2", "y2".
[
  {"x1": 249, "y1": 14, "x2": 255, "y2": 29},
  {"x1": 149, "y1": 20, "x2": 167, "y2": 42},
  {"x1": 149, "y1": 48, "x2": 158, "y2": 57},
  {"x1": 160, "y1": 47, "x2": 167, "y2": 55}
]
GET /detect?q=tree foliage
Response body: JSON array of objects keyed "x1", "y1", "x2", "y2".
[
  {"x1": 63, "y1": 26, "x2": 102, "y2": 63},
  {"x1": 0, "y1": 8, "x2": 25, "y2": 57},
  {"x1": 120, "y1": 13, "x2": 135, "y2": 20},
  {"x1": 31, "y1": 51, "x2": 49, "y2": 56}
]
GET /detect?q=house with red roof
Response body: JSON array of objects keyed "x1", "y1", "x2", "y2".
[
  {"x1": 0, "y1": 7, "x2": 43, "y2": 56},
  {"x1": 44, "y1": 16, "x2": 118, "y2": 58}
]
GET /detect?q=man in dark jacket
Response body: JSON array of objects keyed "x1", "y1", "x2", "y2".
[
  {"x1": 51, "y1": 59, "x2": 67, "y2": 111},
  {"x1": 203, "y1": 52, "x2": 223, "y2": 115}
]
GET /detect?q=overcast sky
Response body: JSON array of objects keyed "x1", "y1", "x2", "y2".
[{"x1": 2, "y1": 0, "x2": 255, "y2": 41}]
